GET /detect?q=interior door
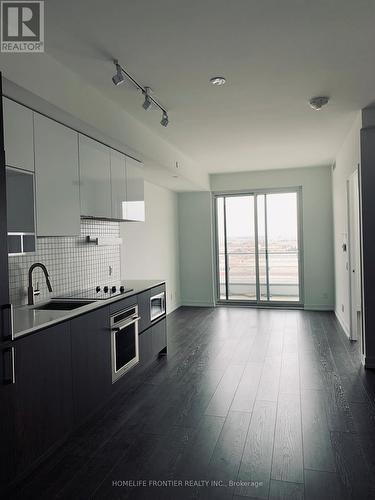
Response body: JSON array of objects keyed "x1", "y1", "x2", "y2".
[
  {"x1": 216, "y1": 190, "x2": 301, "y2": 305},
  {"x1": 348, "y1": 170, "x2": 362, "y2": 341}
]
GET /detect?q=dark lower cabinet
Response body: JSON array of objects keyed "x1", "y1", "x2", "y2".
[
  {"x1": 4, "y1": 287, "x2": 167, "y2": 486},
  {"x1": 70, "y1": 307, "x2": 112, "y2": 424},
  {"x1": 14, "y1": 322, "x2": 73, "y2": 476},
  {"x1": 138, "y1": 289, "x2": 151, "y2": 333},
  {"x1": 139, "y1": 328, "x2": 153, "y2": 368},
  {"x1": 152, "y1": 318, "x2": 167, "y2": 356}
]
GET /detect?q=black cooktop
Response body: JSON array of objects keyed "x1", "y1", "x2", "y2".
[{"x1": 57, "y1": 283, "x2": 134, "y2": 301}]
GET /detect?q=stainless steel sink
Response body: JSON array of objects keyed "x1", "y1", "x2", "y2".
[{"x1": 32, "y1": 300, "x2": 95, "y2": 311}]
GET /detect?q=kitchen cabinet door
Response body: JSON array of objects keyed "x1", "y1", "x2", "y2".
[
  {"x1": 6, "y1": 167, "x2": 36, "y2": 254},
  {"x1": 123, "y1": 156, "x2": 145, "y2": 222},
  {"x1": 34, "y1": 114, "x2": 80, "y2": 236},
  {"x1": 79, "y1": 135, "x2": 111, "y2": 218},
  {"x1": 70, "y1": 307, "x2": 112, "y2": 424},
  {"x1": 152, "y1": 318, "x2": 167, "y2": 356},
  {"x1": 138, "y1": 328, "x2": 153, "y2": 369},
  {"x1": 137, "y1": 289, "x2": 151, "y2": 333},
  {"x1": 3, "y1": 98, "x2": 34, "y2": 172},
  {"x1": 14, "y1": 322, "x2": 74, "y2": 476},
  {"x1": 110, "y1": 149, "x2": 127, "y2": 220}
]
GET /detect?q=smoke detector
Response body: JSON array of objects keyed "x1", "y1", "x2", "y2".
[
  {"x1": 309, "y1": 96, "x2": 330, "y2": 111},
  {"x1": 210, "y1": 76, "x2": 226, "y2": 86}
]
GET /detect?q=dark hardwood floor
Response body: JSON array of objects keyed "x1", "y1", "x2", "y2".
[{"x1": 7, "y1": 307, "x2": 375, "y2": 499}]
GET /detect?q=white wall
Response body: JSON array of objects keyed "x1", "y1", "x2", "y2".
[
  {"x1": 211, "y1": 167, "x2": 334, "y2": 310},
  {"x1": 178, "y1": 192, "x2": 215, "y2": 306},
  {"x1": 332, "y1": 113, "x2": 362, "y2": 336},
  {"x1": 120, "y1": 182, "x2": 181, "y2": 313}
]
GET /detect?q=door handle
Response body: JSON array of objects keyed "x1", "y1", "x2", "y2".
[
  {"x1": 2, "y1": 304, "x2": 14, "y2": 341},
  {"x1": 3, "y1": 347, "x2": 15, "y2": 384}
]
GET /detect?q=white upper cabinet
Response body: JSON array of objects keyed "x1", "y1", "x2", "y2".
[
  {"x1": 110, "y1": 149, "x2": 127, "y2": 220},
  {"x1": 3, "y1": 98, "x2": 34, "y2": 171},
  {"x1": 79, "y1": 134, "x2": 112, "y2": 219},
  {"x1": 34, "y1": 114, "x2": 80, "y2": 236},
  {"x1": 124, "y1": 157, "x2": 145, "y2": 222}
]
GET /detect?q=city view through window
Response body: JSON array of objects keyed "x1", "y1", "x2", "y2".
[{"x1": 217, "y1": 192, "x2": 300, "y2": 302}]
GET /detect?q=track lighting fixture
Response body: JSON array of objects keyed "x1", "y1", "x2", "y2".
[
  {"x1": 160, "y1": 111, "x2": 169, "y2": 127},
  {"x1": 112, "y1": 60, "x2": 125, "y2": 86},
  {"x1": 111, "y1": 59, "x2": 169, "y2": 127},
  {"x1": 142, "y1": 88, "x2": 152, "y2": 111}
]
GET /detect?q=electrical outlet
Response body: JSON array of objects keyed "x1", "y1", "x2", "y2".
[
  {"x1": 342, "y1": 304, "x2": 345, "y2": 312},
  {"x1": 323, "y1": 292, "x2": 328, "y2": 299},
  {"x1": 108, "y1": 265, "x2": 113, "y2": 276}
]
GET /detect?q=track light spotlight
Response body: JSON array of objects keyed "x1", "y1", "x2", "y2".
[
  {"x1": 142, "y1": 88, "x2": 152, "y2": 110},
  {"x1": 112, "y1": 61, "x2": 125, "y2": 86},
  {"x1": 112, "y1": 58, "x2": 169, "y2": 127},
  {"x1": 160, "y1": 111, "x2": 169, "y2": 127}
]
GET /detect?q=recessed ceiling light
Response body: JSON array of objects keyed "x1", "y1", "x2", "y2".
[
  {"x1": 210, "y1": 76, "x2": 226, "y2": 86},
  {"x1": 309, "y1": 96, "x2": 329, "y2": 110}
]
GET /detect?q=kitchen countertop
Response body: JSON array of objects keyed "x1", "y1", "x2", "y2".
[{"x1": 12, "y1": 279, "x2": 166, "y2": 339}]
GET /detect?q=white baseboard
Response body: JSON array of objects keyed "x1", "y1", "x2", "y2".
[
  {"x1": 334, "y1": 310, "x2": 351, "y2": 339},
  {"x1": 363, "y1": 355, "x2": 375, "y2": 369},
  {"x1": 167, "y1": 302, "x2": 182, "y2": 314},
  {"x1": 181, "y1": 300, "x2": 215, "y2": 307},
  {"x1": 304, "y1": 304, "x2": 334, "y2": 311}
]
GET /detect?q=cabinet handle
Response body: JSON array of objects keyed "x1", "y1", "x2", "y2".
[
  {"x1": 2, "y1": 304, "x2": 14, "y2": 341},
  {"x1": 3, "y1": 347, "x2": 15, "y2": 384}
]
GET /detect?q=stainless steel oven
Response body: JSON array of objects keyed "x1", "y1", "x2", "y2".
[
  {"x1": 150, "y1": 291, "x2": 166, "y2": 322},
  {"x1": 111, "y1": 304, "x2": 140, "y2": 383}
]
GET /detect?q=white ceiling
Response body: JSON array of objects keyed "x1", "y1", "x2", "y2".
[{"x1": 45, "y1": 0, "x2": 375, "y2": 174}]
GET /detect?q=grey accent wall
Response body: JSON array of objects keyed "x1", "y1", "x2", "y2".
[
  {"x1": 9, "y1": 219, "x2": 121, "y2": 305},
  {"x1": 178, "y1": 192, "x2": 215, "y2": 306}
]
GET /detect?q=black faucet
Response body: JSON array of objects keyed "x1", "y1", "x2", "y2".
[{"x1": 28, "y1": 263, "x2": 53, "y2": 305}]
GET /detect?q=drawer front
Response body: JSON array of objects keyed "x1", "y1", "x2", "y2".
[
  {"x1": 150, "y1": 283, "x2": 166, "y2": 298},
  {"x1": 109, "y1": 295, "x2": 137, "y2": 315}
]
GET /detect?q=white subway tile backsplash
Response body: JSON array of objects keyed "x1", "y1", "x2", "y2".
[{"x1": 9, "y1": 219, "x2": 121, "y2": 305}]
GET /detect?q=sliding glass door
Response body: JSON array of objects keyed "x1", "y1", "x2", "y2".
[{"x1": 215, "y1": 190, "x2": 302, "y2": 305}]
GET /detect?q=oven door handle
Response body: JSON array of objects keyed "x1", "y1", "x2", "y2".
[{"x1": 112, "y1": 316, "x2": 140, "y2": 333}]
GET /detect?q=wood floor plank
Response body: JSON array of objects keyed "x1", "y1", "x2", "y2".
[
  {"x1": 279, "y1": 353, "x2": 299, "y2": 396},
  {"x1": 271, "y1": 394, "x2": 304, "y2": 484},
  {"x1": 349, "y1": 401, "x2": 375, "y2": 434},
  {"x1": 174, "y1": 415, "x2": 225, "y2": 479},
  {"x1": 269, "y1": 479, "x2": 304, "y2": 500},
  {"x1": 235, "y1": 400, "x2": 277, "y2": 499},
  {"x1": 321, "y1": 370, "x2": 355, "y2": 433},
  {"x1": 256, "y1": 356, "x2": 281, "y2": 402},
  {"x1": 330, "y1": 431, "x2": 375, "y2": 499},
  {"x1": 304, "y1": 469, "x2": 344, "y2": 500},
  {"x1": 205, "y1": 364, "x2": 245, "y2": 417},
  {"x1": 231, "y1": 363, "x2": 263, "y2": 412},
  {"x1": 200, "y1": 411, "x2": 251, "y2": 499},
  {"x1": 301, "y1": 390, "x2": 336, "y2": 472}
]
